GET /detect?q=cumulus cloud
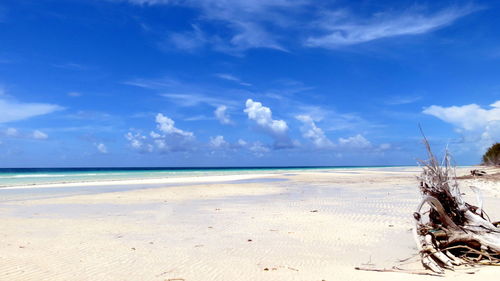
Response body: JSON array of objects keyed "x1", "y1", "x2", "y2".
[
  {"x1": 214, "y1": 105, "x2": 232, "y2": 125},
  {"x1": 155, "y1": 113, "x2": 194, "y2": 138},
  {"x1": 423, "y1": 101, "x2": 500, "y2": 131},
  {"x1": 95, "y1": 143, "x2": 108, "y2": 154},
  {"x1": 423, "y1": 100, "x2": 500, "y2": 150},
  {"x1": 338, "y1": 134, "x2": 372, "y2": 149},
  {"x1": 244, "y1": 99, "x2": 293, "y2": 148},
  {"x1": 248, "y1": 141, "x2": 270, "y2": 157},
  {"x1": 125, "y1": 132, "x2": 153, "y2": 153},
  {"x1": 0, "y1": 98, "x2": 63, "y2": 123},
  {"x1": 296, "y1": 114, "x2": 334, "y2": 149},
  {"x1": 32, "y1": 130, "x2": 48, "y2": 140},
  {"x1": 209, "y1": 135, "x2": 228, "y2": 149},
  {"x1": 237, "y1": 139, "x2": 248, "y2": 147},
  {"x1": 126, "y1": 114, "x2": 195, "y2": 153}
]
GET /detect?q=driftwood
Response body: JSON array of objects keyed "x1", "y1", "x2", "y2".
[
  {"x1": 354, "y1": 266, "x2": 444, "y2": 277},
  {"x1": 470, "y1": 169, "x2": 486, "y2": 177},
  {"x1": 414, "y1": 137, "x2": 500, "y2": 274}
]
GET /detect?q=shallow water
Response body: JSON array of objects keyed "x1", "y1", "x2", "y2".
[
  {"x1": 0, "y1": 177, "x2": 289, "y2": 203},
  {"x1": 0, "y1": 166, "x2": 407, "y2": 187}
]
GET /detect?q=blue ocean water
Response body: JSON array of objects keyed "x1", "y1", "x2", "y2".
[{"x1": 0, "y1": 166, "x2": 399, "y2": 187}]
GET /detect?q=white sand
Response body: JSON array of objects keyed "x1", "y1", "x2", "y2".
[{"x1": 1, "y1": 167, "x2": 499, "y2": 281}]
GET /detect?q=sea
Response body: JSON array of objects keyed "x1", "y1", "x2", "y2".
[{"x1": 0, "y1": 166, "x2": 397, "y2": 188}]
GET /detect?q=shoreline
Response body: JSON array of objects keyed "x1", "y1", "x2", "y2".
[
  {"x1": 0, "y1": 173, "x2": 283, "y2": 190},
  {"x1": 0, "y1": 166, "x2": 427, "y2": 190}
]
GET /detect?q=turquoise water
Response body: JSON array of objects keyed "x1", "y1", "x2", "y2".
[{"x1": 0, "y1": 166, "x2": 402, "y2": 187}]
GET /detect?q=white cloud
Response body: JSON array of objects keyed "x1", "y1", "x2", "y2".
[
  {"x1": 214, "y1": 105, "x2": 232, "y2": 125},
  {"x1": 296, "y1": 114, "x2": 334, "y2": 149},
  {"x1": 244, "y1": 99, "x2": 288, "y2": 135},
  {"x1": 155, "y1": 113, "x2": 194, "y2": 138},
  {"x1": 338, "y1": 134, "x2": 372, "y2": 149},
  {"x1": 150, "y1": 131, "x2": 161, "y2": 138},
  {"x1": 386, "y1": 95, "x2": 422, "y2": 105},
  {"x1": 423, "y1": 101, "x2": 500, "y2": 131},
  {"x1": 95, "y1": 143, "x2": 108, "y2": 154},
  {"x1": 167, "y1": 24, "x2": 208, "y2": 52},
  {"x1": 124, "y1": 0, "x2": 302, "y2": 54},
  {"x1": 154, "y1": 138, "x2": 168, "y2": 150},
  {"x1": 296, "y1": 105, "x2": 374, "y2": 132},
  {"x1": 423, "y1": 100, "x2": 500, "y2": 150},
  {"x1": 244, "y1": 99, "x2": 293, "y2": 148},
  {"x1": 2, "y1": 128, "x2": 49, "y2": 140},
  {"x1": 126, "y1": 76, "x2": 237, "y2": 107},
  {"x1": 125, "y1": 132, "x2": 153, "y2": 152},
  {"x1": 237, "y1": 139, "x2": 247, "y2": 147},
  {"x1": 123, "y1": 1, "x2": 476, "y2": 53},
  {"x1": 306, "y1": 6, "x2": 477, "y2": 48},
  {"x1": 160, "y1": 93, "x2": 233, "y2": 107},
  {"x1": 215, "y1": 73, "x2": 251, "y2": 86},
  {"x1": 5, "y1": 128, "x2": 18, "y2": 137},
  {"x1": 32, "y1": 130, "x2": 48, "y2": 140},
  {"x1": 209, "y1": 135, "x2": 228, "y2": 149},
  {"x1": 248, "y1": 141, "x2": 270, "y2": 157},
  {"x1": 126, "y1": 114, "x2": 195, "y2": 153},
  {"x1": 0, "y1": 98, "x2": 63, "y2": 123},
  {"x1": 379, "y1": 143, "x2": 392, "y2": 150}
]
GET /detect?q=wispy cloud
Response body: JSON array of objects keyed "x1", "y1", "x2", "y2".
[
  {"x1": 1, "y1": 128, "x2": 49, "y2": 140},
  {"x1": 306, "y1": 6, "x2": 478, "y2": 48},
  {"x1": 67, "y1": 92, "x2": 82, "y2": 97},
  {"x1": 125, "y1": 76, "x2": 239, "y2": 107},
  {"x1": 0, "y1": 98, "x2": 63, "y2": 123},
  {"x1": 296, "y1": 104, "x2": 375, "y2": 132},
  {"x1": 32, "y1": 130, "x2": 48, "y2": 140},
  {"x1": 52, "y1": 63, "x2": 89, "y2": 71},
  {"x1": 160, "y1": 93, "x2": 232, "y2": 107},
  {"x1": 123, "y1": 0, "x2": 305, "y2": 54},
  {"x1": 385, "y1": 95, "x2": 422, "y2": 105},
  {"x1": 165, "y1": 24, "x2": 208, "y2": 52},
  {"x1": 121, "y1": 1, "x2": 478, "y2": 54},
  {"x1": 215, "y1": 73, "x2": 252, "y2": 86},
  {"x1": 124, "y1": 76, "x2": 179, "y2": 90}
]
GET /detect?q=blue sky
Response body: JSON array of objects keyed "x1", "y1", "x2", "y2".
[{"x1": 0, "y1": 0, "x2": 499, "y2": 167}]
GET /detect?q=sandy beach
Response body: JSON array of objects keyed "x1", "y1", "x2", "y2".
[{"x1": 1, "y1": 167, "x2": 500, "y2": 281}]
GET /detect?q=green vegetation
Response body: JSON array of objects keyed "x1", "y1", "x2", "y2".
[{"x1": 482, "y1": 143, "x2": 500, "y2": 166}]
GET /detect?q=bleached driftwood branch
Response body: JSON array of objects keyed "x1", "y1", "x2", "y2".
[{"x1": 414, "y1": 137, "x2": 500, "y2": 274}]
